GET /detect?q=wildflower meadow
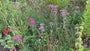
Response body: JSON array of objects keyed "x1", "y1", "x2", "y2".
[{"x1": 0, "y1": 0, "x2": 90, "y2": 51}]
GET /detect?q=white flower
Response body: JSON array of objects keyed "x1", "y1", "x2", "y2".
[{"x1": 86, "y1": 1, "x2": 88, "y2": 3}]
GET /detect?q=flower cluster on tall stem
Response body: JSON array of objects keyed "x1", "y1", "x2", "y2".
[
  {"x1": 39, "y1": 23, "x2": 45, "y2": 32},
  {"x1": 29, "y1": 17, "x2": 36, "y2": 27},
  {"x1": 48, "y1": 4, "x2": 58, "y2": 14},
  {"x1": 12, "y1": 35, "x2": 22, "y2": 42},
  {"x1": 60, "y1": 9, "x2": 69, "y2": 28}
]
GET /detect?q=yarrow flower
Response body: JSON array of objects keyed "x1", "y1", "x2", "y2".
[
  {"x1": 39, "y1": 26, "x2": 44, "y2": 30},
  {"x1": 49, "y1": 22, "x2": 53, "y2": 25},
  {"x1": 61, "y1": 22, "x2": 63, "y2": 24},
  {"x1": 17, "y1": 15, "x2": 19, "y2": 17},
  {"x1": 53, "y1": 11, "x2": 57, "y2": 14},
  {"x1": 3, "y1": 28, "x2": 9, "y2": 34},
  {"x1": 64, "y1": 24, "x2": 66, "y2": 26},
  {"x1": 29, "y1": 17, "x2": 34, "y2": 21},
  {"x1": 64, "y1": 17, "x2": 67, "y2": 20},
  {"x1": 48, "y1": 4, "x2": 58, "y2": 8},
  {"x1": 24, "y1": 26, "x2": 28, "y2": 28},
  {"x1": 60, "y1": 9, "x2": 69, "y2": 16},
  {"x1": 12, "y1": 35, "x2": 22, "y2": 40},
  {"x1": 40, "y1": 23, "x2": 45, "y2": 26},
  {"x1": 33, "y1": 25, "x2": 36, "y2": 27},
  {"x1": 12, "y1": 28, "x2": 17, "y2": 30},
  {"x1": 39, "y1": 23, "x2": 45, "y2": 32},
  {"x1": 50, "y1": 30, "x2": 53, "y2": 32},
  {"x1": 76, "y1": 24, "x2": 79, "y2": 26},
  {"x1": 38, "y1": 33, "x2": 42, "y2": 36},
  {"x1": 41, "y1": 29, "x2": 45, "y2": 32},
  {"x1": 75, "y1": 6, "x2": 79, "y2": 9},
  {"x1": 12, "y1": 35, "x2": 15, "y2": 38},
  {"x1": 29, "y1": 21, "x2": 36, "y2": 25},
  {"x1": 19, "y1": 39, "x2": 22, "y2": 42},
  {"x1": 15, "y1": 2, "x2": 20, "y2": 4},
  {"x1": 73, "y1": 10, "x2": 78, "y2": 13}
]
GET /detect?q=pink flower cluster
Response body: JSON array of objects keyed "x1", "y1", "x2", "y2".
[
  {"x1": 50, "y1": 30, "x2": 53, "y2": 32},
  {"x1": 73, "y1": 10, "x2": 78, "y2": 13},
  {"x1": 12, "y1": 28, "x2": 17, "y2": 30},
  {"x1": 12, "y1": 35, "x2": 22, "y2": 42},
  {"x1": 48, "y1": 4, "x2": 58, "y2": 8},
  {"x1": 14, "y1": 2, "x2": 20, "y2": 4},
  {"x1": 49, "y1": 22, "x2": 53, "y2": 25},
  {"x1": 38, "y1": 33, "x2": 42, "y2": 36},
  {"x1": 39, "y1": 23, "x2": 45, "y2": 32},
  {"x1": 75, "y1": 6, "x2": 79, "y2": 9},
  {"x1": 53, "y1": 8, "x2": 57, "y2": 14},
  {"x1": 60, "y1": 9, "x2": 69, "y2": 16},
  {"x1": 48, "y1": 4, "x2": 58, "y2": 14},
  {"x1": 73, "y1": 6, "x2": 79, "y2": 13},
  {"x1": 29, "y1": 17, "x2": 36, "y2": 27}
]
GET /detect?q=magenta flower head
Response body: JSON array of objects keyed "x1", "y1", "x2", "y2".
[
  {"x1": 50, "y1": 30, "x2": 53, "y2": 32},
  {"x1": 75, "y1": 6, "x2": 79, "y2": 9},
  {"x1": 21, "y1": 27, "x2": 23, "y2": 29},
  {"x1": 47, "y1": 4, "x2": 52, "y2": 7},
  {"x1": 52, "y1": 5, "x2": 58, "y2": 8},
  {"x1": 19, "y1": 39, "x2": 22, "y2": 42},
  {"x1": 61, "y1": 9, "x2": 67, "y2": 12},
  {"x1": 15, "y1": 2, "x2": 20, "y2": 4},
  {"x1": 24, "y1": 26, "x2": 28, "y2": 28},
  {"x1": 17, "y1": 15, "x2": 19, "y2": 17},
  {"x1": 16, "y1": 35, "x2": 20, "y2": 39},
  {"x1": 19, "y1": 35, "x2": 22, "y2": 38},
  {"x1": 42, "y1": 29, "x2": 45, "y2": 32},
  {"x1": 54, "y1": 8, "x2": 57, "y2": 10},
  {"x1": 76, "y1": 24, "x2": 79, "y2": 26},
  {"x1": 73, "y1": 10, "x2": 78, "y2": 13},
  {"x1": 12, "y1": 28, "x2": 17, "y2": 30},
  {"x1": 53, "y1": 11, "x2": 57, "y2": 14},
  {"x1": 12, "y1": 35, "x2": 15, "y2": 38},
  {"x1": 38, "y1": 33, "x2": 42, "y2": 36},
  {"x1": 29, "y1": 21, "x2": 36, "y2": 25},
  {"x1": 61, "y1": 22, "x2": 63, "y2": 24},
  {"x1": 49, "y1": 22, "x2": 53, "y2": 25},
  {"x1": 64, "y1": 17, "x2": 67, "y2": 20},
  {"x1": 49, "y1": 48, "x2": 51, "y2": 51},
  {"x1": 29, "y1": 17, "x2": 34, "y2": 21},
  {"x1": 39, "y1": 26, "x2": 44, "y2": 30},
  {"x1": 64, "y1": 24, "x2": 66, "y2": 26},
  {"x1": 48, "y1": 4, "x2": 58, "y2": 8},
  {"x1": 40, "y1": 23, "x2": 45, "y2": 26},
  {"x1": 33, "y1": 25, "x2": 36, "y2": 27}
]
